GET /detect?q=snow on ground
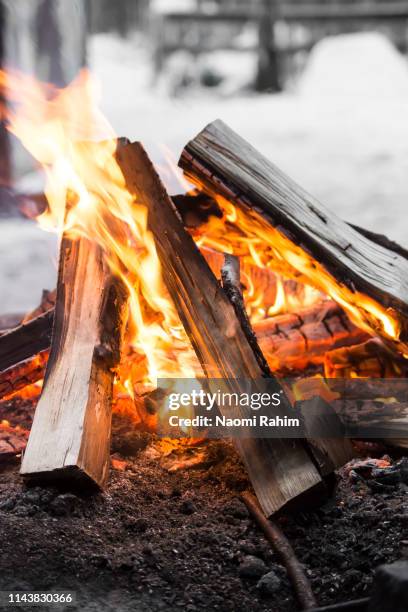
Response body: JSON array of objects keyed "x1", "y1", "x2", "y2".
[
  {"x1": 0, "y1": 219, "x2": 58, "y2": 314},
  {"x1": 1, "y1": 31, "x2": 408, "y2": 314}
]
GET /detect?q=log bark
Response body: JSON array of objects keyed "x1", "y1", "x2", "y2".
[
  {"x1": 254, "y1": 300, "x2": 368, "y2": 372},
  {"x1": 116, "y1": 141, "x2": 323, "y2": 517},
  {"x1": 20, "y1": 235, "x2": 128, "y2": 488},
  {"x1": 179, "y1": 120, "x2": 408, "y2": 352}
]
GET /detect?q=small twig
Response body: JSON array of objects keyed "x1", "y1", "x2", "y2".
[{"x1": 240, "y1": 490, "x2": 317, "y2": 610}]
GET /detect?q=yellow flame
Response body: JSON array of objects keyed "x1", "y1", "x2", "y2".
[
  {"x1": 192, "y1": 191, "x2": 400, "y2": 343},
  {"x1": 1, "y1": 69, "x2": 198, "y2": 386}
]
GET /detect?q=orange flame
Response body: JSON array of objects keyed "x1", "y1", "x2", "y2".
[
  {"x1": 194, "y1": 192, "x2": 401, "y2": 345},
  {"x1": 1, "y1": 69, "x2": 198, "y2": 387}
]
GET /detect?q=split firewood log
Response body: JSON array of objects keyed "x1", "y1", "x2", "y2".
[
  {"x1": 179, "y1": 120, "x2": 408, "y2": 354},
  {"x1": 20, "y1": 232, "x2": 128, "y2": 488},
  {"x1": 116, "y1": 140, "x2": 324, "y2": 517}
]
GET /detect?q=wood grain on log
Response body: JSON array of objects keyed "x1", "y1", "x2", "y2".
[
  {"x1": 179, "y1": 120, "x2": 408, "y2": 352},
  {"x1": 117, "y1": 141, "x2": 322, "y2": 517},
  {"x1": 20, "y1": 235, "x2": 128, "y2": 488}
]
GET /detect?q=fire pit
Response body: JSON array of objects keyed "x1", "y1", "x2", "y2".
[{"x1": 0, "y1": 70, "x2": 408, "y2": 611}]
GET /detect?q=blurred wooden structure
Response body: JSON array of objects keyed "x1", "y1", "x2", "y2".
[
  {"x1": 0, "y1": 0, "x2": 87, "y2": 214},
  {"x1": 89, "y1": 0, "x2": 149, "y2": 36},
  {"x1": 153, "y1": 0, "x2": 408, "y2": 90}
]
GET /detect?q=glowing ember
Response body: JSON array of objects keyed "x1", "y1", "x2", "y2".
[{"x1": 193, "y1": 193, "x2": 401, "y2": 346}]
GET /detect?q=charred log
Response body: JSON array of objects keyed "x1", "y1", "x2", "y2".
[
  {"x1": 221, "y1": 254, "x2": 271, "y2": 377},
  {"x1": 0, "y1": 310, "x2": 53, "y2": 373},
  {"x1": 0, "y1": 350, "x2": 48, "y2": 399},
  {"x1": 179, "y1": 120, "x2": 408, "y2": 352},
  {"x1": 324, "y1": 338, "x2": 408, "y2": 379},
  {"x1": 254, "y1": 300, "x2": 368, "y2": 372}
]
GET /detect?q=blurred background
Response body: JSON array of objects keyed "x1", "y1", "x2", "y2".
[{"x1": 1, "y1": 0, "x2": 408, "y2": 315}]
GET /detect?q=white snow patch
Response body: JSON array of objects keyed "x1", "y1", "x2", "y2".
[
  {"x1": 0, "y1": 219, "x2": 58, "y2": 314},
  {"x1": 299, "y1": 32, "x2": 408, "y2": 98}
]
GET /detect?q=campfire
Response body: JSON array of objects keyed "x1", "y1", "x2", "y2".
[{"x1": 1, "y1": 70, "x2": 408, "y2": 525}]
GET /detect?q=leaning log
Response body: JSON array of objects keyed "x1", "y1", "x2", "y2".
[
  {"x1": 221, "y1": 255, "x2": 353, "y2": 476},
  {"x1": 0, "y1": 350, "x2": 48, "y2": 399},
  {"x1": 179, "y1": 120, "x2": 408, "y2": 353},
  {"x1": 20, "y1": 235, "x2": 128, "y2": 488},
  {"x1": 0, "y1": 309, "x2": 53, "y2": 372},
  {"x1": 116, "y1": 141, "x2": 323, "y2": 517}
]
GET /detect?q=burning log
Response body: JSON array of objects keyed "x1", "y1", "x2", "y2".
[
  {"x1": 221, "y1": 256, "x2": 354, "y2": 476},
  {"x1": 0, "y1": 309, "x2": 53, "y2": 373},
  {"x1": 324, "y1": 338, "x2": 408, "y2": 379},
  {"x1": 0, "y1": 299, "x2": 367, "y2": 396},
  {"x1": 20, "y1": 235, "x2": 128, "y2": 488},
  {"x1": 253, "y1": 300, "x2": 368, "y2": 372},
  {"x1": 179, "y1": 120, "x2": 408, "y2": 353},
  {"x1": 200, "y1": 245, "x2": 279, "y2": 311},
  {"x1": 0, "y1": 422, "x2": 29, "y2": 461},
  {"x1": 221, "y1": 254, "x2": 271, "y2": 377},
  {"x1": 116, "y1": 141, "x2": 323, "y2": 517},
  {"x1": 0, "y1": 351, "x2": 48, "y2": 399}
]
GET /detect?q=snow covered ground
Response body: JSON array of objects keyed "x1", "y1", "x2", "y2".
[{"x1": 1, "y1": 31, "x2": 408, "y2": 314}]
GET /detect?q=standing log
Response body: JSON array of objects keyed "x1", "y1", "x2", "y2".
[
  {"x1": 116, "y1": 141, "x2": 322, "y2": 517},
  {"x1": 179, "y1": 120, "x2": 408, "y2": 352},
  {"x1": 20, "y1": 235, "x2": 128, "y2": 488}
]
